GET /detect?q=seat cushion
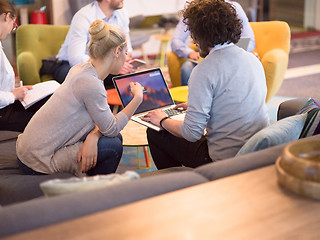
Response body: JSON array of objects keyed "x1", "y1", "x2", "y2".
[
  {"x1": 0, "y1": 139, "x2": 19, "y2": 173},
  {"x1": 0, "y1": 131, "x2": 20, "y2": 142},
  {"x1": 0, "y1": 173, "x2": 74, "y2": 206},
  {"x1": 236, "y1": 113, "x2": 307, "y2": 156}
]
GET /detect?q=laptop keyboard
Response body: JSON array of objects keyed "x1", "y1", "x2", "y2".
[
  {"x1": 139, "y1": 108, "x2": 185, "y2": 122},
  {"x1": 138, "y1": 107, "x2": 184, "y2": 121},
  {"x1": 163, "y1": 108, "x2": 184, "y2": 117}
]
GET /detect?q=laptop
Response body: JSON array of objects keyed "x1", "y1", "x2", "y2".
[
  {"x1": 112, "y1": 68, "x2": 185, "y2": 131},
  {"x1": 235, "y1": 37, "x2": 250, "y2": 51}
]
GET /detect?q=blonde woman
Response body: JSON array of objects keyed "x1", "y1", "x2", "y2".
[{"x1": 16, "y1": 19, "x2": 143, "y2": 176}]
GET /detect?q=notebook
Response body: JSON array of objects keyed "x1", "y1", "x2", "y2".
[
  {"x1": 235, "y1": 37, "x2": 250, "y2": 51},
  {"x1": 112, "y1": 68, "x2": 185, "y2": 131}
]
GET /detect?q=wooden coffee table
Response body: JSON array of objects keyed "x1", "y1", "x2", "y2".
[{"x1": 120, "y1": 120, "x2": 150, "y2": 169}]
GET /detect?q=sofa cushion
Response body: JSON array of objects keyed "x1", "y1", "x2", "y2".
[
  {"x1": 236, "y1": 113, "x2": 307, "y2": 156},
  {"x1": 0, "y1": 173, "x2": 74, "y2": 206},
  {"x1": 297, "y1": 98, "x2": 320, "y2": 138},
  {"x1": 0, "y1": 131, "x2": 20, "y2": 142},
  {"x1": 0, "y1": 139, "x2": 19, "y2": 173}
]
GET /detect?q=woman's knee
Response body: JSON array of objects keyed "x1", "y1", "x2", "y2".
[{"x1": 98, "y1": 135, "x2": 123, "y2": 158}]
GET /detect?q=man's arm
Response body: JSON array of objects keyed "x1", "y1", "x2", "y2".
[
  {"x1": 0, "y1": 91, "x2": 15, "y2": 108},
  {"x1": 171, "y1": 18, "x2": 194, "y2": 58},
  {"x1": 67, "y1": 14, "x2": 91, "y2": 66},
  {"x1": 118, "y1": 8, "x2": 133, "y2": 53},
  {"x1": 230, "y1": 1, "x2": 256, "y2": 52}
]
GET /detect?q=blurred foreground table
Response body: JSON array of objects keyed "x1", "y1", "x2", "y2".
[{"x1": 5, "y1": 165, "x2": 320, "y2": 239}]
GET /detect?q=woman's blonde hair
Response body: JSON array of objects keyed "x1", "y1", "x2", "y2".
[{"x1": 88, "y1": 19, "x2": 126, "y2": 60}]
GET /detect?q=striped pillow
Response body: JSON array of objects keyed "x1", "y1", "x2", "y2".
[{"x1": 297, "y1": 98, "x2": 320, "y2": 138}]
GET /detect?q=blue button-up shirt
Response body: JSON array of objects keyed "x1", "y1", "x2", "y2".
[
  {"x1": 171, "y1": 0, "x2": 255, "y2": 58},
  {"x1": 56, "y1": 1, "x2": 132, "y2": 66}
]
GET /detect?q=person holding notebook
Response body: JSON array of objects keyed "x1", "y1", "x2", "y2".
[
  {"x1": 171, "y1": 0, "x2": 255, "y2": 86},
  {"x1": 16, "y1": 20, "x2": 143, "y2": 176},
  {"x1": 0, "y1": 0, "x2": 50, "y2": 132},
  {"x1": 143, "y1": 0, "x2": 269, "y2": 170}
]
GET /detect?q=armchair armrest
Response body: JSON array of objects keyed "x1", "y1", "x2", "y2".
[
  {"x1": 277, "y1": 98, "x2": 320, "y2": 120},
  {"x1": 261, "y1": 49, "x2": 289, "y2": 102},
  {"x1": 17, "y1": 51, "x2": 40, "y2": 85},
  {"x1": 167, "y1": 52, "x2": 187, "y2": 87}
]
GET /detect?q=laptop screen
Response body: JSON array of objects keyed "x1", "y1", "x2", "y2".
[
  {"x1": 112, "y1": 68, "x2": 174, "y2": 115},
  {"x1": 235, "y1": 37, "x2": 250, "y2": 50}
]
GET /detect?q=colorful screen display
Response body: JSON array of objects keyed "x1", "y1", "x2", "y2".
[{"x1": 113, "y1": 69, "x2": 173, "y2": 115}]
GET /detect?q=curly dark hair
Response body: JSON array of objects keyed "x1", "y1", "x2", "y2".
[{"x1": 182, "y1": 0, "x2": 242, "y2": 57}]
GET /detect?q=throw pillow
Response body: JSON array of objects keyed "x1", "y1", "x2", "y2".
[
  {"x1": 40, "y1": 171, "x2": 140, "y2": 197},
  {"x1": 236, "y1": 113, "x2": 307, "y2": 156},
  {"x1": 296, "y1": 98, "x2": 320, "y2": 138}
]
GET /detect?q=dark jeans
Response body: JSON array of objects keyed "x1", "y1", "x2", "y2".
[
  {"x1": 51, "y1": 60, "x2": 71, "y2": 84},
  {"x1": 50, "y1": 59, "x2": 116, "y2": 90},
  {"x1": 147, "y1": 128, "x2": 213, "y2": 170},
  {"x1": 18, "y1": 134, "x2": 123, "y2": 176},
  {"x1": 17, "y1": 158, "x2": 46, "y2": 175},
  {"x1": 0, "y1": 95, "x2": 51, "y2": 132},
  {"x1": 104, "y1": 74, "x2": 116, "y2": 90},
  {"x1": 87, "y1": 134, "x2": 123, "y2": 176}
]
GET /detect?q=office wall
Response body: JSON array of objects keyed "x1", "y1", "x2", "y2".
[
  {"x1": 51, "y1": 0, "x2": 73, "y2": 25},
  {"x1": 51, "y1": 0, "x2": 186, "y2": 25},
  {"x1": 270, "y1": 0, "x2": 320, "y2": 30},
  {"x1": 304, "y1": 0, "x2": 320, "y2": 30}
]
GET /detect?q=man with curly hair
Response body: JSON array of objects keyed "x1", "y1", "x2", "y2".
[{"x1": 142, "y1": 0, "x2": 269, "y2": 169}]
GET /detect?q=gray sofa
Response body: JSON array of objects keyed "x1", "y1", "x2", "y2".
[{"x1": 0, "y1": 98, "x2": 317, "y2": 237}]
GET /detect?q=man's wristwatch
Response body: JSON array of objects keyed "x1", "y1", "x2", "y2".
[{"x1": 159, "y1": 116, "x2": 170, "y2": 129}]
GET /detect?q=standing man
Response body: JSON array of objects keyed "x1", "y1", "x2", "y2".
[
  {"x1": 171, "y1": 0, "x2": 255, "y2": 86},
  {"x1": 53, "y1": 0, "x2": 134, "y2": 88}
]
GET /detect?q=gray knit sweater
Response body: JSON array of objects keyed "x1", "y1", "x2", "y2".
[
  {"x1": 16, "y1": 62, "x2": 128, "y2": 175},
  {"x1": 181, "y1": 44, "x2": 270, "y2": 161}
]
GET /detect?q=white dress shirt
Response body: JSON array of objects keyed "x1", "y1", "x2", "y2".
[
  {"x1": 56, "y1": 1, "x2": 132, "y2": 67},
  {"x1": 171, "y1": 0, "x2": 256, "y2": 58},
  {"x1": 0, "y1": 41, "x2": 15, "y2": 109}
]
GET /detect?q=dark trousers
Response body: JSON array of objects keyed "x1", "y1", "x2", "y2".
[
  {"x1": 104, "y1": 74, "x2": 116, "y2": 90},
  {"x1": 51, "y1": 60, "x2": 71, "y2": 84},
  {"x1": 0, "y1": 95, "x2": 51, "y2": 132},
  {"x1": 147, "y1": 128, "x2": 213, "y2": 170}
]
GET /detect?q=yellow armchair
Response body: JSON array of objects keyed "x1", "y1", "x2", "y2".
[
  {"x1": 167, "y1": 21, "x2": 291, "y2": 102},
  {"x1": 16, "y1": 24, "x2": 70, "y2": 85},
  {"x1": 250, "y1": 21, "x2": 290, "y2": 102}
]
